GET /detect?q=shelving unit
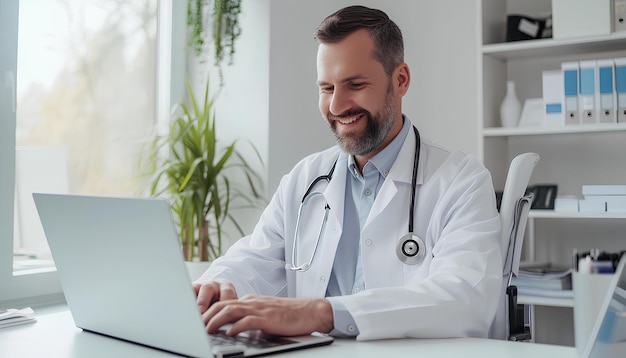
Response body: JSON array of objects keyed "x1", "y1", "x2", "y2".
[
  {"x1": 480, "y1": 0, "x2": 626, "y2": 346},
  {"x1": 482, "y1": 31, "x2": 626, "y2": 59},
  {"x1": 479, "y1": 1, "x2": 626, "y2": 240},
  {"x1": 526, "y1": 210, "x2": 626, "y2": 262},
  {"x1": 483, "y1": 123, "x2": 626, "y2": 137},
  {"x1": 519, "y1": 209, "x2": 626, "y2": 309},
  {"x1": 518, "y1": 291, "x2": 573, "y2": 308},
  {"x1": 529, "y1": 210, "x2": 626, "y2": 220}
]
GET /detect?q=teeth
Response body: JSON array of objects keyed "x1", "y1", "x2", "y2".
[{"x1": 338, "y1": 115, "x2": 359, "y2": 124}]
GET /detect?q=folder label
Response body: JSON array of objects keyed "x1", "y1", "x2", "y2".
[
  {"x1": 563, "y1": 63, "x2": 580, "y2": 125},
  {"x1": 546, "y1": 104, "x2": 562, "y2": 113},
  {"x1": 579, "y1": 61, "x2": 596, "y2": 124}
]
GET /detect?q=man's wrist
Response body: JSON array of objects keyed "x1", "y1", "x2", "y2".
[{"x1": 312, "y1": 298, "x2": 334, "y2": 333}]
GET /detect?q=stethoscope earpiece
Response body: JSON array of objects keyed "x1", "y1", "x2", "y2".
[{"x1": 396, "y1": 234, "x2": 426, "y2": 265}]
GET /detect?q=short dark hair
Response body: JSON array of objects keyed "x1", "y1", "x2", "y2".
[{"x1": 314, "y1": 5, "x2": 404, "y2": 76}]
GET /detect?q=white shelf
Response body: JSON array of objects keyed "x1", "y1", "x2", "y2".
[
  {"x1": 483, "y1": 123, "x2": 626, "y2": 137},
  {"x1": 482, "y1": 32, "x2": 626, "y2": 59},
  {"x1": 480, "y1": 2, "x2": 626, "y2": 345},
  {"x1": 529, "y1": 210, "x2": 626, "y2": 219},
  {"x1": 518, "y1": 292, "x2": 574, "y2": 308}
]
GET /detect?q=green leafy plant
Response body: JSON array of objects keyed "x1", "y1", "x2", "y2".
[
  {"x1": 187, "y1": 0, "x2": 242, "y2": 73},
  {"x1": 145, "y1": 78, "x2": 264, "y2": 261}
]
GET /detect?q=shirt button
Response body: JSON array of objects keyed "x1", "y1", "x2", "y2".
[
  {"x1": 383, "y1": 170, "x2": 389, "y2": 177},
  {"x1": 320, "y1": 276, "x2": 325, "y2": 283},
  {"x1": 353, "y1": 288, "x2": 361, "y2": 294},
  {"x1": 348, "y1": 324, "x2": 356, "y2": 333},
  {"x1": 365, "y1": 239, "x2": 373, "y2": 246},
  {"x1": 364, "y1": 188, "x2": 372, "y2": 196}
]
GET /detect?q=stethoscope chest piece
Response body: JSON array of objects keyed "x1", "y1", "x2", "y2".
[{"x1": 396, "y1": 234, "x2": 426, "y2": 265}]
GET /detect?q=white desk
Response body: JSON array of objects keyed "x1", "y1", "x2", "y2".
[{"x1": 0, "y1": 306, "x2": 577, "y2": 357}]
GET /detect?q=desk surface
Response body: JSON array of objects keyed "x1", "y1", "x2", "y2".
[{"x1": 0, "y1": 306, "x2": 577, "y2": 358}]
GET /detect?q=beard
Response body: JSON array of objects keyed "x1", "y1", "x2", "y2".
[{"x1": 326, "y1": 84, "x2": 397, "y2": 156}]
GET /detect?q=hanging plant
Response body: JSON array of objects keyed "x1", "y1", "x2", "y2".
[{"x1": 187, "y1": 0, "x2": 242, "y2": 73}]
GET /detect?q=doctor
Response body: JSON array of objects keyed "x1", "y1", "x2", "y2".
[{"x1": 194, "y1": 5, "x2": 502, "y2": 340}]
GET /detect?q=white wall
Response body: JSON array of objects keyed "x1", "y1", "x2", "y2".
[{"x1": 185, "y1": 0, "x2": 271, "y2": 246}]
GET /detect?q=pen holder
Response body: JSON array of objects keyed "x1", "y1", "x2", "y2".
[{"x1": 572, "y1": 271, "x2": 614, "y2": 356}]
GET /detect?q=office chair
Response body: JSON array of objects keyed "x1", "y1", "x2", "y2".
[{"x1": 489, "y1": 152, "x2": 540, "y2": 341}]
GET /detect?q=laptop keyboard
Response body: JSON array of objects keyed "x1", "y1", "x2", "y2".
[{"x1": 210, "y1": 329, "x2": 297, "y2": 349}]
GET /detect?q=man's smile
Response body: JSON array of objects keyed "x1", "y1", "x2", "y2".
[{"x1": 330, "y1": 113, "x2": 364, "y2": 125}]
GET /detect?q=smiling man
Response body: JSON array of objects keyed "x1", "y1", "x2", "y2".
[
  {"x1": 317, "y1": 28, "x2": 404, "y2": 169},
  {"x1": 194, "y1": 5, "x2": 502, "y2": 341}
]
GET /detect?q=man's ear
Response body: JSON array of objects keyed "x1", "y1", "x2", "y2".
[{"x1": 394, "y1": 62, "x2": 410, "y2": 96}]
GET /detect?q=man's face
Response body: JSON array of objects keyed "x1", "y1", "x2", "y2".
[{"x1": 316, "y1": 29, "x2": 403, "y2": 157}]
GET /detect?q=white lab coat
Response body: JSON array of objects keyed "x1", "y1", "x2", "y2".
[{"x1": 197, "y1": 130, "x2": 502, "y2": 341}]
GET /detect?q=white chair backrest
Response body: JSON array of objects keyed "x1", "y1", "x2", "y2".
[
  {"x1": 499, "y1": 152, "x2": 540, "y2": 267},
  {"x1": 489, "y1": 152, "x2": 540, "y2": 340}
]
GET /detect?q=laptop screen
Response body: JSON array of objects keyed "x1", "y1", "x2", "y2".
[
  {"x1": 33, "y1": 193, "x2": 333, "y2": 358},
  {"x1": 585, "y1": 257, "x2": 626, "y2": 358}
]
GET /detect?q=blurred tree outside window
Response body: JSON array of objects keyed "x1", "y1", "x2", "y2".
[{"x1": 13, "y1": 0, "x2": 161, "y2": 272}]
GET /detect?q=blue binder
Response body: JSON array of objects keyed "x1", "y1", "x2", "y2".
[
  {"x1": 562, "y1": 62, "x2": 580, "y2": 125},
  {"x1": 596, "y1": 59, "x2": 616, "y2": 123},
  {"x1": 579, "y1": 60, "x2": 596, "y2": 124}
]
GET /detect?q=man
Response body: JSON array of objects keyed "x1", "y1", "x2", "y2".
[{"x1": 194, "y1": 5, "x2": 502, "y2": 341}]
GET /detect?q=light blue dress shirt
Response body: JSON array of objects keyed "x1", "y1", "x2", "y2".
[{"x1": 326, "y1": 117, "x2": 411, "y2": 336}]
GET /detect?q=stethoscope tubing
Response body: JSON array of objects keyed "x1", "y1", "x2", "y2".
[{"x1": 289, "y1": 125, "x2": 423, "y2": 272}]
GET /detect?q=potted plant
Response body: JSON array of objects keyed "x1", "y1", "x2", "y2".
[{"x1": 145, "y1": 78, "x2": 264, "y2": 263}]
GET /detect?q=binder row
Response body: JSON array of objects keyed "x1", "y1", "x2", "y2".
[{"x1": 542, "y1": 58, "x2": 626, "y2": 126}]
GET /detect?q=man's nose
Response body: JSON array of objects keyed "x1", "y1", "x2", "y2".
[{"x1": 329, "y1": 88, "x2": 351, "y2": 116}]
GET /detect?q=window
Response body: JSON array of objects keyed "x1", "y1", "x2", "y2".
[{"x1": 0, "y1": 0, "x2": 181, "y2": 305}]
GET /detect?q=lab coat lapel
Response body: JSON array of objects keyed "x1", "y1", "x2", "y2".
[
  {"x1": 323, "y1": 153, "x2": 348, "y2": 226},
  {"x1": 297, "y1": 155, "x2": 347, "y2": 298},
  {"x1": 365, "y1": 130, "x2": 417, "y2": 225},
  {"x1": 362, "y1": 131, "x2": 420, "y2": 288}
]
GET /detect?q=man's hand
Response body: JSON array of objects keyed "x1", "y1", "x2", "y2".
[
  {"x1": 202, "y1": 295, "x2": 334, "y2": 337},
  {"x1": 193, "y1": 280, "x2": 239, "y2": 314}
]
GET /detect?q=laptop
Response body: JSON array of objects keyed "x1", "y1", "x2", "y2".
[
  {"x1": 582, "y1": 256, "x2": 626, "y2": 358},
  {"x1": 33, "y1": 193, "x2": 333, "y2": 358}
]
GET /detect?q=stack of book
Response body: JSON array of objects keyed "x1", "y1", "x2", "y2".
[
  {"x1": 0, "y1": 307, "x2": 36, "y2": 329},
  {"x1": 512, "y1": 263, "x2": 572, "y2": 298},
  {"x1": 578, "y1": 185, "x2": 626, "y2": 213}
]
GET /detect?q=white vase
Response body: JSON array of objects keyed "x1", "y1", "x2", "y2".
[{"x1": 499, "y1": 81, "x2": 521, "y2": 128}]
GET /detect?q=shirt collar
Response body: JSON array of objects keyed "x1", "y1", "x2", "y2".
[{"x1": 347, "y1": 116, "x2": 411, "y2": 180}]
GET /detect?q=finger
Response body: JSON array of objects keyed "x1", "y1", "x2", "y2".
[
  {"x1": 218, "y1": 281, "x2": 238, "y2": 301},
  {"x1": 204, "y1": 300, "x2": 255, "y2": 333},
  {"x1": 192, "y1": 283, "x2": 201, "y2": 296},
  {"x1": 226, "y1": 315, "x2": 265, "y2": 336},
  {"x1": 196, "y1": 282, "x2": 220, "y2": 313}
]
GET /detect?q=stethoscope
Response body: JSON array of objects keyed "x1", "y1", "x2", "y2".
[{"x1": 287, "y1": 126, "x2": 426, "y2": 272}]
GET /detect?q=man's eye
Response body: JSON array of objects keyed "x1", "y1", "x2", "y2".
[
  {"x1": 350, "y1": 83, "x2": 365, "y2": 89},
  {"x1": 320, "y1": 86, "x2": 334, "y2": 93}
]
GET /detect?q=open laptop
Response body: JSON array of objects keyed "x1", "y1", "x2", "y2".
[
  {"x1": 582, "y1": 255, "x2": 626, "y2": 358},
  {"x1": 33, "y1": 193, "x2": 333, "y2": 358}
]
